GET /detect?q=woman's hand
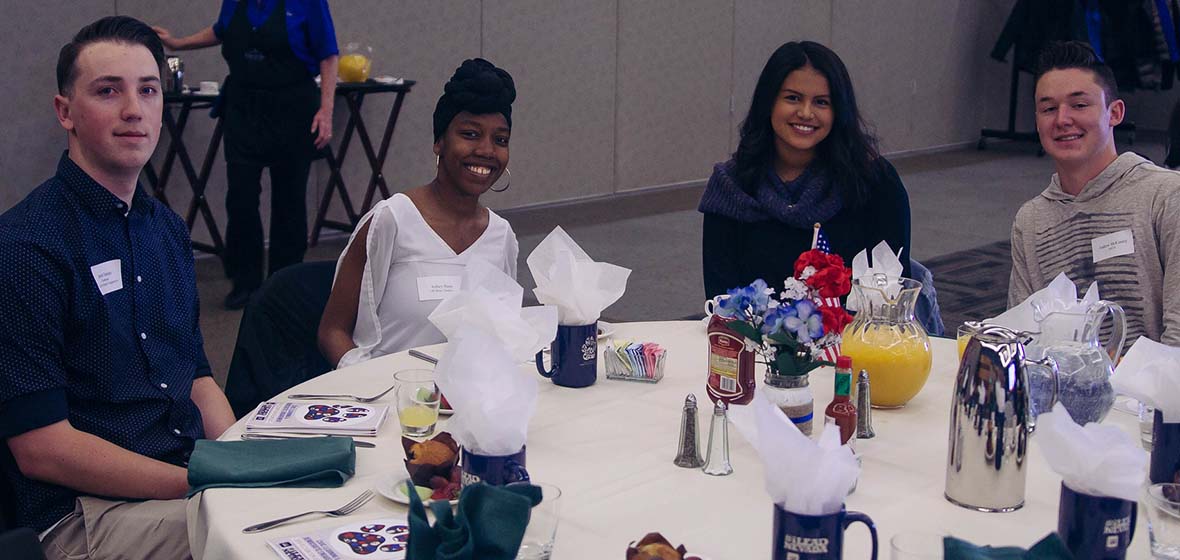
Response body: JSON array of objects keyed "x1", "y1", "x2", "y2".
[
  {"x1": 150, "y1": 25, "x2": 220, "y2": 51},
  {"x1": 152, "y1": 25, "x2": 179, "y2": 50},
  {"x1": 311, "y1": 106, "x2": 333, "y2": 149}
]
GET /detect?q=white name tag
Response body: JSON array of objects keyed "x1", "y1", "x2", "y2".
[
  {"x1": 416, "y1": 275, "x2": 461, "y2": 301},
  {"x1": 1092, "y1": 230, "x2": 1135, "y2": 263},
  {"x1": 90, "y1": 259, "x2": 123, "y2": 295}
]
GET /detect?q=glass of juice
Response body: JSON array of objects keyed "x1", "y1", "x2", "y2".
[
  {"x1": 957, "y1": 321, "x2": 983, "y2": 360},
  {"x1": 394, "y1": 369, "x2": 440, "y2": 438}
]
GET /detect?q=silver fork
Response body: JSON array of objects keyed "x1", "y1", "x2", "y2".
[
  {"x1": 287, "y1": 383, "x2": 398, "y2": 403},
  {"x1": 241, "y1": 490, "x2": 375, "y2": 533}
]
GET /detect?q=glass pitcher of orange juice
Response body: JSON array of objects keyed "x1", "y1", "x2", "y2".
[{"x1": 841, "y1": 274, "x2": 932, "y2": 408}]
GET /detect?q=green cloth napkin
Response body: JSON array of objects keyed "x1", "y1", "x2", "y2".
[
  {"x1": 944, "y1": 534, "x2": 1074, "y2": 560},
  {"x1": 406, "y1": 482, "x2": 543, "y2": 560},
  {"x1": 186, "y1": 437, "x2": 356, "y2": 497}
]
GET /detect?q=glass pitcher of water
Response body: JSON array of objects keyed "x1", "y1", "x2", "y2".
[{"x1": 1026, "y1": 299, "x2": 1126, "y2": 424}]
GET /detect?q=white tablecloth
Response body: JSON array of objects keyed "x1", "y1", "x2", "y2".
[{"x1": 189, "y1": 320, "x2": 1148, "y2": 559}]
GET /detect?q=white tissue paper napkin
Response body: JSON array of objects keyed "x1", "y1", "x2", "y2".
[
  {"x1": 989, "y1": 272, "x2": 1098, "y2": 334},
  {"x1": 1112, "y1": 336, "x2": 1180, "y2": 422},
  {"x1": 526, "y1": 226, "x2": 631, "y2": 325},
  {"x1": 1035, "y1": 403, "x2": 1147, "y2": 502},
  {"x1": 432, "y1": 325, "x2": 536, "y2": 455},
  {"x1": 729, "y1": 390, "x2": 860, "y2": 515},
  {"x1": 846, "y1": 241, "x2": 904, "y2": 312},
  {"x1": 428, "y1": 258, "x2": 558, "y2": 362}
]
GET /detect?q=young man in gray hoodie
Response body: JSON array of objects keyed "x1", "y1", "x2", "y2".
[{"x1": 1009, "y1": 41, "x2": 1180, "y2": 347}]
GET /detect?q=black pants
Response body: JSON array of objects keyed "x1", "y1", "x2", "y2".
[{"x1": 223, "y1": 158, "x2": 311, "y2": 290}]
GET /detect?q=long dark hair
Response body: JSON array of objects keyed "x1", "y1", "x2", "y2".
[{"x1": 733, "y1": 41, "x2": 879, "y2": 206}]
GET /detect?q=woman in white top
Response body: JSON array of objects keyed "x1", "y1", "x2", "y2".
[{"x1": 318, "y1": 58, "x2": 519, "y2": 368}]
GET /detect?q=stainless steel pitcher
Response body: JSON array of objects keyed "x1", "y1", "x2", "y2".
[{"x1": 945, "y1": 323, "x2": 1058, "y2": 512}]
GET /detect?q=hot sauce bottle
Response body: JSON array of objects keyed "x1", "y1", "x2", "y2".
[
  {"x1": 706, "y1": 314, "x2": 755, "y2": 405},
  {"x1": 824, "y1": 355, "x2": 858, "y2": 445}
]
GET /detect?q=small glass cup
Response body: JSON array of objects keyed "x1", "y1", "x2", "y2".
[
  {"x1": 394, "y1": 369, "x2": 440, "y2": 438},
  {"x1": 515, "y1": 483, "x2": 561, "y2": 560},
  {"x1": 890, "y1": 532, "x2": 945, "y2": 559},
  {"x1": 1146, "y1": 483, "x2": 1180, "y2": 559},
  {"x1": 957, "y1": 322, "x2": 980, "y2": 361},
  {"x1": 1142, "y1": 402, "x2": 1157, "y2": 450}
]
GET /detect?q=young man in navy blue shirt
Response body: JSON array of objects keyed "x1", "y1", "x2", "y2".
[{"x1": 0, "y1": 16, "x2": 235, "y2": 559}]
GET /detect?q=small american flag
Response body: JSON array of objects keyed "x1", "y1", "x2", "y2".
[
  {"x1": 812, "y1": 223, "x2": 832, "y2": 254},
  {"x1": 811, "y1": 223, "x2": 843, "y2": 362}
]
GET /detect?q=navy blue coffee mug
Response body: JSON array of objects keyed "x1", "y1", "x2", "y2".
[
  {"x1": 1056, "y1": 483, "x2": 1135, "y2": 559},
  {"x1": 1152, "y1": 410, "x2": 1180, "y2": 484},
  {"x1": 773, "y1": 505, "x2": 877, "y2": 560},
  {"x1": 536, "y1": 322, "x2": 598, "y2": 388},
  {"x1": 460, "y1": 447, "x2": 529, "y2": 488}
]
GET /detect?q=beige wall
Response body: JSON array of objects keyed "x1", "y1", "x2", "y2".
[{"x1": 3, "y1": 1, "x2": 1029, "y2": 246}]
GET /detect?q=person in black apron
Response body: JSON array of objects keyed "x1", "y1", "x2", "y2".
[{"x1": 154, "y1": 0, "x2": 339, "y2": 309}]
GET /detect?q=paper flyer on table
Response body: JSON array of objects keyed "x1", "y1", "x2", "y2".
[
  {"x1": 267, "y1": 517, "x2": 409, "y2": 560},
  {"x1": 246, "y1": 401, "x2": 389, "y2": 436}
]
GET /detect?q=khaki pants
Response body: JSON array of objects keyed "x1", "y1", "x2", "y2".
[{"x1": 41, "y1": 496, "x2": 191, "y2": 560}]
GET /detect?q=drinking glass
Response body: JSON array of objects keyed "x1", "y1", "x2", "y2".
[
  {"x1": 516, "y1": 483, "x2": 561, "y2": 560},
  {"x1": 891, "y1": 532, "x2": 945, "y2": 559},
  {"x1": 957, "y1": 323, "x2": 979, "y2": 361},
  {"x1": 1142, "y1": 402, "x2": 1157, "y2": 450},
  {"x1": 1145, "y1": 483, "x2": 1180, "y2": 559},
  {"x1": 394, "y1": 369, "x2": 440, "y2": 438}
]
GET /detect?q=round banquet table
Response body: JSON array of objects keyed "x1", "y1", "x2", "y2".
[{"x1": 188, "y1": 320, "x2": 1148, "y2": 559}]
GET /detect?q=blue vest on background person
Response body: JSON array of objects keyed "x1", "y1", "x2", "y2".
[{"x1": 0, "y1": 154, "x2": 209, "y2": 532}]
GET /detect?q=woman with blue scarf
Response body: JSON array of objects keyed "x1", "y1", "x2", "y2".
[{"x1": 700, "y1": 41, "x2": 911, "y2": 301}]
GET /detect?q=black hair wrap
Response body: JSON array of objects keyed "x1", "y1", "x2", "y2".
[{"x1": 432, "y1": 58, "x2": 516, "y2": 142}]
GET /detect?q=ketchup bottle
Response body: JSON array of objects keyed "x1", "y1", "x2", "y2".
[
  {"x1": 824, "y1": 355, "x2": 858, "y2": 445},
  {"x1": 706, "y1": 314, "x2": 755, "y2": 405}
]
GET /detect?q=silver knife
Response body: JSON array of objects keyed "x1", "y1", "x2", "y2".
[{"x1": 240, "y1": 433, "x2": 376, "y2": 448}]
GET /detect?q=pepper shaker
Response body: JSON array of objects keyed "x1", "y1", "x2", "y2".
[
  {"x1": 702, "y1": 400, "x2": 733, "y2": 476},
  {"x1": 674, "y1": 394, "x2": 705, "y2": 468},
  {"x1": 856, "y1": 369, "x2": 875, "y2": 439}
]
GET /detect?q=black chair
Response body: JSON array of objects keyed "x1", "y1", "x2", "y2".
[
  {"x1": 911, "y1": 258, "x2": 946, "y2": 338},
  {"x1": 0, "y1": 528, "x2": 45, "y2": 560},
  {"x1": 223, "y1": 260, "x2": 337, "y2": 418}
]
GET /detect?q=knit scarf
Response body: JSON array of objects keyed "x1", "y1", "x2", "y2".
[{"x1": 698, "y1": 160, "x2": 843, "y2": 227}]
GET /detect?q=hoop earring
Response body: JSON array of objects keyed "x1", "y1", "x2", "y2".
[
  {"x1": 435, "y1": 155, "x2": 440, "y2": 167},
  {"x1": 490, "y1": 168, "x2": 511, "y2": 192}
]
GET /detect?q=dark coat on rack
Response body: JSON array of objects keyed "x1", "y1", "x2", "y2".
[
  {"x1": 1100, "y1": 0, "x2": 1164, "y2": 90},
  {"x1": 991, "y1": 0, "x2": 1087, "y2": 73}
]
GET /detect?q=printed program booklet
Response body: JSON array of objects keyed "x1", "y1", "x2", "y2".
[
  {"x1": 267, "y1": 517, "x2": 408, "y2": 559},
  {"x1": 246, "y1": 401, "x2": 389, "y2": 437}
]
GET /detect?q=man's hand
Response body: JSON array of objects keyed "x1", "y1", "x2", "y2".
[
  {"x1": 311, "y1": 106, "x2": 333, "y2": 150},
  {"x1": 7, "y1": 421, "x2": 190, "y2": 500}
]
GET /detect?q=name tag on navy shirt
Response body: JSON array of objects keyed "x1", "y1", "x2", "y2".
[
  {"x1": 1092, "y1": 230, "x2": 1135, "y2": 263},
  {"x1": 90, "y1": 259, "x2": 123, "y2": 295}
]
